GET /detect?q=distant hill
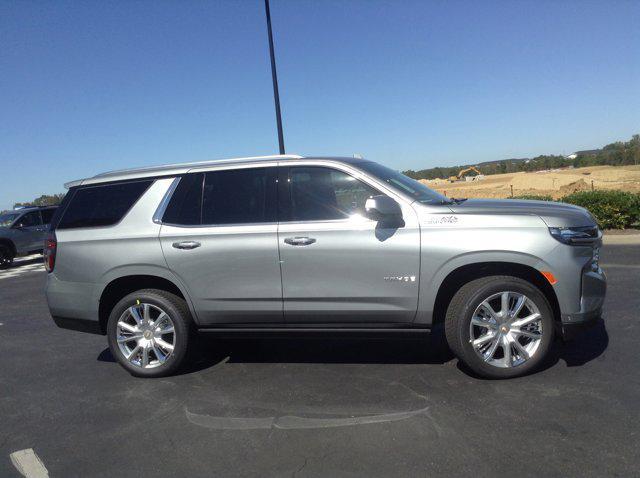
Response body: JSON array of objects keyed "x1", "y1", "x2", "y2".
[{"x1": 403, "y1": 134, "x2": 639, "y2": 180}]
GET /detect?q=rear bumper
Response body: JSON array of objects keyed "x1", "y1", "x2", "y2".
[
  {"x1": 559, "y1": 266, "x2": 606, "y2": 340},
  {"x1": 45, "y1": 274, "x2": 99, "y2": 329}
]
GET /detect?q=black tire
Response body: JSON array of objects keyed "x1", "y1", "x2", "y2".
[
  {"x1": 107, "y1": 289, "x2": 194, "y2": 378},
  {"x1": 444, "y1": 275, "x2": 554, "y2": 379},
  {"x1": 0, "y1": 244, "x2": 14, "y2": 269}
]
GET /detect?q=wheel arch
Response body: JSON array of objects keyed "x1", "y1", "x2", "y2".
[
  {"x1": 98, "y1": 274, "x2": 197, "y2": 334},
  {"x1": 431, "y1": 262, "x2": 561, "y2": 328}
]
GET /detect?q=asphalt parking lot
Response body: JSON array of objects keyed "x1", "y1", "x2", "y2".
[{"x1": 1, "y1": 244, "x2": 638, "y2": 477}]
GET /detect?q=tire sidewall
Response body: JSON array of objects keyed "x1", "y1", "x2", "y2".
[
  {"x1": 0, "y1": 245, "x2": 14, "y2": 269},
  {"x1": 107, "y1": 291, "x2": 190, "y2": 378},
  {"x1": 455, "y1": 278, "x2": 554, "y2": 379}
]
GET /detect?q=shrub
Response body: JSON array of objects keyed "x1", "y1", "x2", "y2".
[
  {"x1": 510, "y1": 194, "x2": 554, "y2": 201},
  {"x1": 561, "y1": 190, "x2": 640, "y2": 229}
]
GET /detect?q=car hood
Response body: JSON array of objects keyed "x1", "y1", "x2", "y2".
[{"x1": 447, "y1": 199, "x2": 596, "y2": 228}]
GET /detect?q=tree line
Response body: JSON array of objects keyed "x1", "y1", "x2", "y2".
[
  {"x1": 404, "y1": 133, "x2": 640, "y2": 180},
  {"x1": 13, "y1": 193, "x2": 66, "y2": 209}
]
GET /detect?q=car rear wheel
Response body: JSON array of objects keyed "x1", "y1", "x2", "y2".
[
  {"x1": 0, "y1": 244, "x2": 14, "y2": 269},
  {"x1": 107, "y1": 289, "x2": 193, "y2": 377},
  {"x1": 444, "y1": 275, "x2": 554, "y2": 379}
]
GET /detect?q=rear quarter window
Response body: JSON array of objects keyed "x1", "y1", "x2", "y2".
[{"x1": 57, "y1": 180, "x2": 153, "y2": 229}]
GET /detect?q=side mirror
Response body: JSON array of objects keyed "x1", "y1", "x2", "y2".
[
  {"x1": 12, "y1": 222, "x2": 25, "y2": 229},
  {"x1": 365, "y1": 195, "x2": 403, "y2": 222}
]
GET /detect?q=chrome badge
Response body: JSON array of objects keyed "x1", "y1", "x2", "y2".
[{"x1": 384, "y1": 276, "x2": 416, "y2": 282}]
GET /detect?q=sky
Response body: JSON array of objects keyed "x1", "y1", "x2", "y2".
[{"x1": 1, "y1": 0, "x2": 639, "y2": 210}]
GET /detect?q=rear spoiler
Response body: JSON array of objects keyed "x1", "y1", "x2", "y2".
[{"x1": 63, "y1": 179, "x2": 83, "y2": 189}]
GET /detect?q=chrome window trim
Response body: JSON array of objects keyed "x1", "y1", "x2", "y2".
[
  {"x1": 160, "y1": 221, "x2": 279, "y2": 229},
  {"x1": 152, "y1": 177, "x2": 181, "y2": 224},
  {"x1": 154, "y1": 161, "x2": 418, "y2": 228}
]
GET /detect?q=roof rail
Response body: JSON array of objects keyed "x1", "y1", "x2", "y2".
[
  {"x1": 91, "y1": 154, "x2": 303, "y2": 179},
  {"x1": 63, "y1": 154, "x2": 304, "y2": 188}
]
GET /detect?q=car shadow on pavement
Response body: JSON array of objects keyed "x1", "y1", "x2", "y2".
[
  {"x1": 97, "y1": 320, "x2": 608, "y2": 377},
  {"x1": 455, "y1": 318, "x2": 609, "y2": 379},
  {"x1": 97, "y1": 328, "x2": 456, "y2": 372},
  {"x1": 553, "y1": 318, "x2": 609, "y2": 367}
]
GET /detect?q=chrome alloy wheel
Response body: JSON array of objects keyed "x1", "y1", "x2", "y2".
[
  {"x1": 469, "y1": 291, "x2": 543, "y2": 368},
  {"x1": 116, "y1": 303, "x2": 175, "y2": 369}
]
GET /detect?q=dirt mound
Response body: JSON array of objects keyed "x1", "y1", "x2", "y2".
[{"x1": 559, "y1": 179, "x2": 590, "y2": 195}]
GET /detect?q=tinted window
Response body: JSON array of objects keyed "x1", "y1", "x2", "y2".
[
  {"x1": 19, "y1": 211, "x2": 42, "y2": 227},
  {"x1": 162, "y1": 174, "x2": 204, "y2": 225},
  {"x1": 356, "y1": 161, "x2": 448, "y2": 204},
  {"x1": 202, "y1": 168, "x2": 276, "y2": 225},
  {"x1": 50, "y1": 191, "x2": 75, "y2": 230},
  {"x1": 57, "y1": 180, "x2": 153, "y2": 229},
  {"x1": 41, "y1": 208, "x2": 56, "y2": 224},
  {"x1": 288, "y1": 167, "x2": 379, "y2": 221},
  {"x1": 0, "y1": 213, "x2": 20, "y2": 227}
]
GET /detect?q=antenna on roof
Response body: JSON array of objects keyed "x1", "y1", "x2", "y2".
[{"x1": 264, "y1": 0, "x2": 286, "y2": 155}]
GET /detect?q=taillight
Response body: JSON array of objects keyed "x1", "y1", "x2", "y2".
[{"x1": 44, "y1": 232, "x2": 57, "y2": 273}]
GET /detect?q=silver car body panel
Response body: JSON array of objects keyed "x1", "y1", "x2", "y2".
[
  {"x1": 46, "y1": 155, "x2": 606, "y2": 333},
  {"x1": 276, "y1": 159, "x2": 421, "y2": 323}
]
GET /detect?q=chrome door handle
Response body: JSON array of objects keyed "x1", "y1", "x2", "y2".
[
  {"x1": 284, "y1": 236, "x2": 316, "y2": 246},
  {"x1": 172, "y1": 241, "x2": 201, "y2": 250}
]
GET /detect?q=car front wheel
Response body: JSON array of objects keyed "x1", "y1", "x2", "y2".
[
  {"x1": 445, "y1": 275, "x2": 554, "y2": 379},
  {"x1": 107, "y1": 289, "x2": 192, "y2": 377}
]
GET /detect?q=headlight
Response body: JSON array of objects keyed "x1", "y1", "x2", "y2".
[{"x1": 549, "y1": 226, "x2": 598, "y2": 245}]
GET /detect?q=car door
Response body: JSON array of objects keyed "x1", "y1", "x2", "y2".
[
  {"x1": 277, "y1": 164, "x2": 421, "y2": 324},
  {"x1": 159, "y1": 166, "x2": 283, "y2": 326},
  {"x1": 13, "y1": 211, "x2": 43, "y2": 252}
]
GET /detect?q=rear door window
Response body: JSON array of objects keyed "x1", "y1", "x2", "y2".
[
  {"x1": 162, "y1": 168, "x2": 277, "y2": 226},
  {"x1": 57, "y1": 180, "x2": 153, "y2": 229},
  {"x1": 202, "y1": 168, "x2": 277, "y2": 225},
  {"x1": 162, "y1": 173, "x2": 204, "y2": 226}
]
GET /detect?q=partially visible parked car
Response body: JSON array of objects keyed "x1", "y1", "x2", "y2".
[{"x1": 0, "y1": 206, "x2": 58, "y2": 267}]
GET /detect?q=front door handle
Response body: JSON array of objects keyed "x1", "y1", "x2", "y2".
[
  {"x1": 284, "y1": 236, "x2": 316, "y2": 246},
  {"x1": 172, "y1": 241, "x2": 201, "y2": 250}
]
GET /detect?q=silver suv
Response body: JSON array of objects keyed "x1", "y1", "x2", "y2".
[
  {"x1": 0, "y1": 206, "x2": 57, "y2": 267},
  {"x1": 45, "y1": 155, "x2": 606, "y2": 379}
]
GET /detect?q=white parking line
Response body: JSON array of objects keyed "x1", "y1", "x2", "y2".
[{"x1": 9, "y1": 448, "x2": 49, "y2": 478}]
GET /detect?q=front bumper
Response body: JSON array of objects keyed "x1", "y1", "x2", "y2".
[{"x1": 560, "y1": 266, "x2": 606, "y2": 340}]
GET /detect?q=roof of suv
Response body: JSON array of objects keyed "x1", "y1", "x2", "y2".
[{"x1": 64, "y1": 154, "x2": 366, "y2": 188}]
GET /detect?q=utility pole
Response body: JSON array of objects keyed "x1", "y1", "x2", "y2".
[{"x1": 264, "y1": 0, "x2": 285, "y2": 154}]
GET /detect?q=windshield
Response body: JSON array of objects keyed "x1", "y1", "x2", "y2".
[
  {"x1": 357, "y1": 161, "x2": 450, "y2": 204},
  {"x1": 0, "y1": 213, "x2": 20, "y2": 227}
]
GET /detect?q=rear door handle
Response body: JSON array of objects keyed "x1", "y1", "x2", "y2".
[
  {"x1": 172, "y1": 241, "x2": 201, "y2": 250},
  {"x1": 284, "y1": 236, "x2": 316, "y2": 246}
]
